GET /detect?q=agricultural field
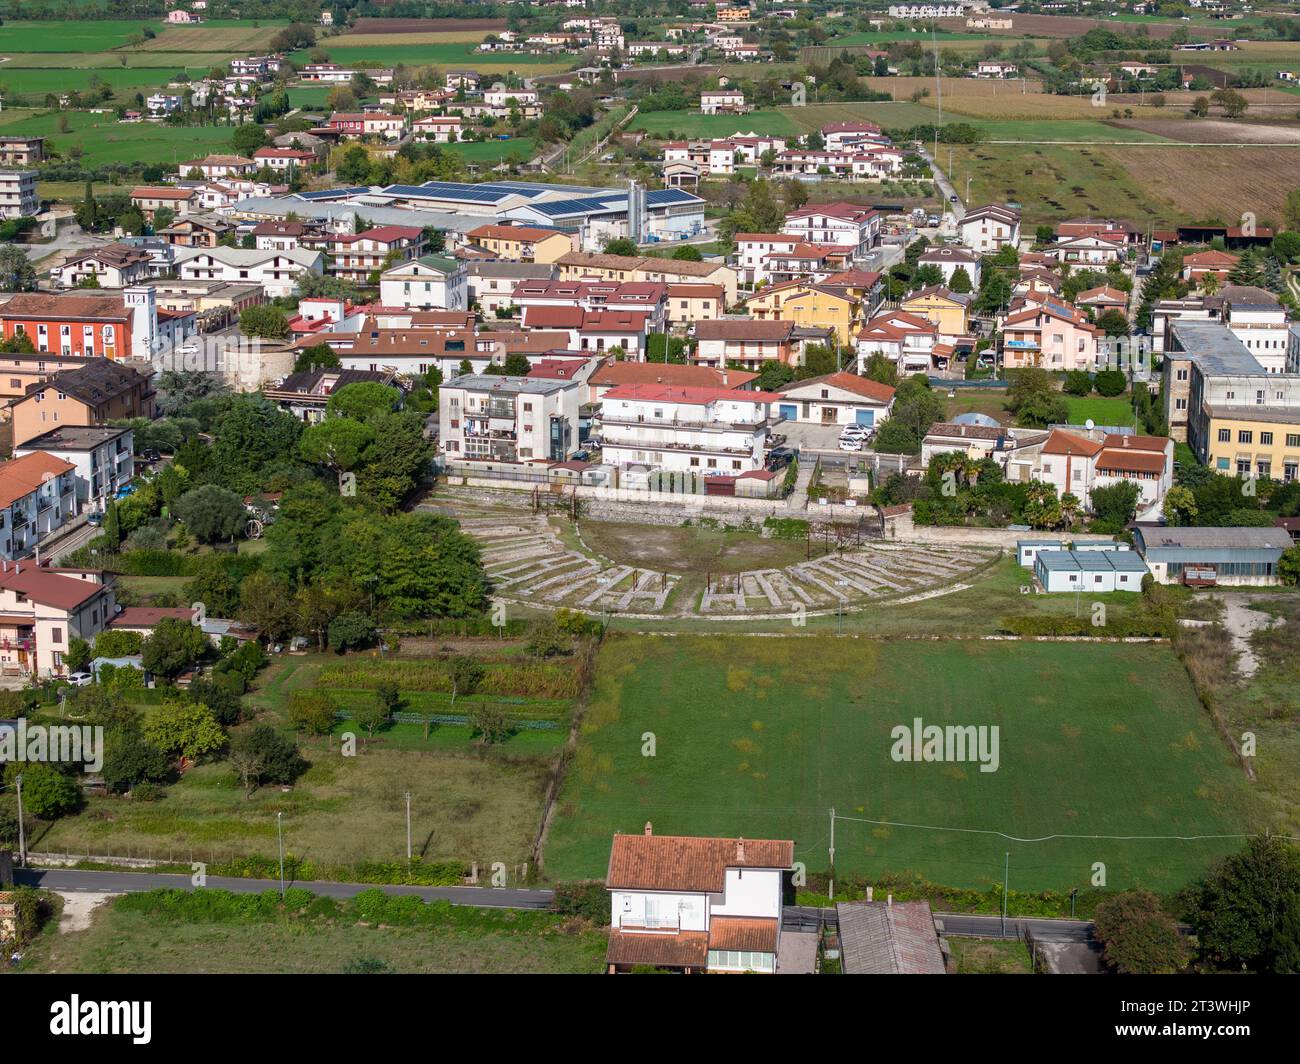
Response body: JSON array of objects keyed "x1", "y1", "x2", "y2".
[
  {"x1": 448, "y1": 137, "x2": 537, "y2": 165},
  {"x1": 21, "y1": 894, "x2": 606, "y2": 974},
  {"x1": 129, "y1": 22, "x2": 292, "y2": 53},
  {"x1": 0, "y1": 66, "x2": 200, "y2": 98},
  {"x1": 630, "y1": 101, "x2": 937, "y2": 140},
  {"x1": 0, "y1": 19, "x2": 162, "y2": 52},
  {"x1": 0, "y1": 110, "x2": 235, "y2": 167},
  {"x1": 29, "y1": 650, "x2": 573, "y2": 872},
  {"x1": 545, "y1": 635, "x2": 1262, "y2": 893},
  {"x1": 302, "y1": 43, "x2": 571, "y2": 72}
]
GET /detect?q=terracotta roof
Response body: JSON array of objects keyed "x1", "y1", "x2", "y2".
[
  {"x1": 467, "y1": 223, "x2": 566, "y2": 243},
  {"x1": 590, "y1": 361, "x2": 758, "y2": 389},
  {"x1": 924, "y1": 421, "x2": 1004, "y2": 442},
  {"x1": 694, "y1": 319, "x2": 794, "y2": 341},
  {"x1": 708, "y1": 916, "x2": 779, "y2": 952},
  {"x1": 558, "y1": 251, "x2": 728, "y2": 279},
  {"x1": 1095, "y1": 448, "x2": 1165, "y2": 475},
  {"x1": 605, "y1": 930, "x2": 709, "y2": 968},
  {"x1": 601, "y1": 383, "x2": 783, "y2": 405},
  {"x1": 522, "y1": 305, "x2": 584, "y2": 329},
  {"x1": 1042, "y1": 429, "x2": 1104, "y2": 457},
  {"x1": 1075, "y1": 285, "x2": 1128, "y2": 304},
  {"x1": 666, "y1": 283, "x2": 724, "y2": 299},
  {"x1": 131, "y1": 186, "x2": 197, "y2": 200},
  {"x1": 606, "y1": 831, "x2": 794, "y2": 893},
  {"x1": 1103, "y1": 433, "x2": 1169, "y2": 452},
  {"x1": 0, "y1": 293, "x2": 131, "y2": 323},
  {"x1": 0, "y1": 452, "x2": 76, "y2": 509},
  {"x1": 0, "y1": 565, "x2": 108, "y2": 611},
  {"x1": 779, "y1": 371, "x2": 894, "y2": 404},
  {"x1": 1182, "y1": 250, "x2": 1239, "y2": 266}
]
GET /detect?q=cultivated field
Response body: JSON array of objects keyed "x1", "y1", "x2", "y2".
[
  {"x1": 1099, "y1": 144, "x2": 1300, "y2": 224},
  {"x1": 347, "y1": 17, "x2": 508, "y2": 34},
  {"x1": 130, "y1": 24, "x2": 291, "y2": 53},
  {"x1": 329, "y1": 30, "x2": 498, "y2": 47},
  {"x1": 1119, "y1": 117, "x2": 1300, "y2": 144},
  {"x1": 0, "y1": 109, "x2": 234, "y2": 167},
  {"x1": 0, "y1": 19, "x2": 162, "y2": 52},
  {"x1": 545, "y1": 636, "x2": 1261, "y2": 893}
]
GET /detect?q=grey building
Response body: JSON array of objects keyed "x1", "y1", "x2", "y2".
[{"x1": 1133, "y1": 524, "x2": 1292, "y2": 586}]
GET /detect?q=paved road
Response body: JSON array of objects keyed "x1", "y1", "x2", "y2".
[
  {"x1": 919, "y1": 147, "x2": 964, "y2": 220},
  {"x1": 783, "y1": 904, "x2": 1093, "y2": 942},
  {"x1": 15, "y1": 866, "x2": 555, "y2": 909}
]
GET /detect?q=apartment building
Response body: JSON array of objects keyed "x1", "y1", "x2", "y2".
[
  {"x1": 0, "y1": 289, "x2": 191, "y2": 361},
  {"x1": 379, "y1": 255, "x2": 469, "y2": 312},
  {"x1": 15, "y1": 425, "x2": 135, "y2": 515},
  {"x1": 9, "y1": 360, "x2": 156, "y2": 448},
  {"x1": 700, "y1": 89, "x2": 748, "y2": 115},
  {"x1": 598, "y1": 383, "x2": 781, "y2": 473},
  {"x1": 465, "y1": 262, "x2": 558, "y2": 316},
  {"x1": 1000, "y1": 298, "x2": 1102, "y2": 372},
  {"x1": 174, "y1": 246, "x2": 324, "y2": 298},
  {"x1": 665, "y1": 283, "x2": 725, "y2": 328},
  {"x1": 0, "y1": 137, "x2": 45, "y2": 167},
  {"x1": 782, "y1": 203, "x2": 879, "y2": 261},
  {"x1": 0, "y1": 170, "x2": 38, "y2": 220},
  {"x1": 0, "y1": 452, "x2": 79, "y2": 561},
  {"x1": 692, "y1": 319, "x2": 796, "y2": 369},
  {"x1": 54, "y1": 243, "x2": 154, "y2": 289},
  {"x1": 438, "y1": 374, "x2": 583, "y2": 463},
  {"x1": 959, "y1": 204, "x2": 1020, "y2": 254},
  {"x1": 466, "y1": 224, "x2": 576, "y2": 264}
]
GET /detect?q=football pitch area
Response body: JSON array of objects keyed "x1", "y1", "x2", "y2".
[{"x1": 545, "y1": 636, "x2": 1263, "y2": 894}]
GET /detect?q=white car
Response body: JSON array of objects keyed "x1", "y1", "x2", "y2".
[
  {"x1": 840, "y1": 425, "x2": 870, "y2": 439},
  {"x1": 838, "y1": 437, "x2": 864, "y2": 452},
  {"x1": 67, "y1": 672, "x2": 94, "y2": 687}
]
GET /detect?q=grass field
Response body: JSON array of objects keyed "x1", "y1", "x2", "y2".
[
  {"x1": 950, "y1": 937, "x2": 1034, "y2": 974},
  {"x1": 0, "y1": 19, "x2": 163, "y2": 52},
  {"x1": 631, "y1": 102, "x2": 938, "y2": 140},
  {"x1": 21, "y1": 896, "x2": 606, "y2": 974},
  {"x1": 0, "y1": 66, "x2": 202, "y2": 98},
  {"x1": 1064, "y1": 396, "x2": 1137, "y2": 428},
  {"x1": 448, "y1": 137, "x2": 537, "y2": 164},
  {"x1": 545, "y1": 636, "x2": 1261, "y2": 893},
  {"x1": 0, "y1": 110, "x2": 236, "y2": 167}
]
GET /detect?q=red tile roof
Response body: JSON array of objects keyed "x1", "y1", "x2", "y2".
[
  {"x1": 1042, "y1": 429, "x2": 1104, "y2": 457},
  {"x1": 605, "y1": 930, "x2": 709, "y2": 968},
  {"x1": 590, "y1": 361, "x2": 758, "y2": 390},
  {"x1": 0, "y1": 566, "x2": 108, "y2": 611},
  {"x1": 779, "y1": 371, "x2": 895, "y2": 404},
  {"x1": 0, "y1": 452, "x2": 75, "y2": 509},
  {"x1": 600, "y1": 383, "x2": 784, "y2": 405},
  {"x1": 708, "y1": 916, "x2": 779, "y2": 952},
  {"x1": 606, "y1": 831, "x2": 795, "y2": 893}
]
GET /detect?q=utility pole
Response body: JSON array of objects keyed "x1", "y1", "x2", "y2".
[
  {"x1": 15, "y1": 774, "x2": 26, "y2": 867},
  {"x1": 827, "y1": 807, "x2": 836, "y2": 900},
  {"x1": 405, "y1": 791, "x2": 412, "y2": 862}
]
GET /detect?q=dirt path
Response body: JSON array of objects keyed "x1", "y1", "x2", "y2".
[
  {"x1": 1215, "y1": 593, "x2": 1278, "y2": 678},
  {"x1": 56, "y1": 891, "x2": 119, "y2": 934}
]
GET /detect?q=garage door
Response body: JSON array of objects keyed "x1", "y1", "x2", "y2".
[
  {"x1": 855, "y1": 409, "x2": 874, "y2": 426},
  {"x1": 779, "y1": 404, "x2": 798, "y2": 420}
]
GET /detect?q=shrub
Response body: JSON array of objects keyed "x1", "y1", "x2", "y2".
[{"x1": 1093, "y1": 369, "x2": 1127, "y2": 397}]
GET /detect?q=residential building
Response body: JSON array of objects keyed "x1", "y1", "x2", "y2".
[
  {"x1": 0, "y1": 137, "x2": 45, "y2": 167},
  {"x1": 156, "y1": 213, "x2": 238, "y2": 249},
  {"x1": 1000, "y1": 297, "x2": 1102, "y2": 372},
  {"x1": 177, "y1": 154, "x2": 256, "y2": 181},
  {"x1": 379, "y1": 255, "x2": 469, "y2": 312},
  {"x1": 465, "y1": 224, "x2": 574, "y2": 263},
  {"x1": 745, "y1": 281, "x2": 862, "y2": 347},
  {"x1": 0, "y1": 289, "x2": 189, "y2": 361},
  {"x1": 599, "y1": 383, "x2": 781, "y2": 473},
  {"x1": 9, "y1": 360, "x2": 156, "y2": 448},
  {"x1": 822, "y1": 121, "x2": 883, "y2": 152},
  {"x1": 774, "y1": 372, "x2": 894, "y2": 428},
  {"x1": 782, "y1": 203, "x2": 880, "y2": 261},
  {"x1": 1181, "y1": 249, "x2": 1239, "y2": 285},
  {"x1": 412, "y1": 115, "x2": 465, "y2": 143},
  {"x1": 555, "y1": 251, "x2": 737, "y2": 306},
  {"x1": 0, "y1": 452, "x2": 79, "y2": 561},
  {"x1": 0, "y1": 562, "x2": 117, "y2": 677},
  {"x1": 1047, "y1": 234, "x2": 1126, "y2": 266},
  {"x1": 15, "y1": 425, "x2": 134, "y2": 515},
  {"x1": 1032, "y1": 429, "x2": 1172, "y2": 512},
  {"x1": 465, "y1": 261, "x2": 558, "y2": 315},
  {"x1": 1133, "y1": 525, "x2": 1293, "y2": 586},
  {"x1": 917, "y1": 245, "x2": 981, "y2": 288},
  {"x1": 856, "y1": 310, "x2": 938, "y2": 375},
  {"x1": 263, "y1": 368, "x2": 400, "y2": 423},
  {"x1": 0, "y1": 170, "x2": 38, "y2": 220},
  {"x1": 438, "y1": 373, "x2": 583, "y2": 463},
  {"x1": 958, "y1": 204, "x2": 1020, "y2": 254},
  {"x1": 604, "y1": 826, "x2": 794, "y2": 975},
  {"x1": 900, "y1": 286, "x2": 972, "y2": 340},
  {"x1": 174, "y1": 246, "x2": 324, "y2": 298},
  {"x1": 130, "y1": 185, "x2": 199, "y2": 221},
  {"x1": 693, "y1": 319, "x2": 796, "y2": 369},
  {"x1": 252, "y1": 146, "x2": 316, "y2": 173},
  {"x1": 666, "y1": 283, "x2": 725, "y2": 328},
  {"x1": 1201, "y1": 408, "x2": 1300, "y2": 481},
  {"x1": 700, "y1": 89, "x2": 748, "y2": 115},
  {"x1": 584, "y1": 360, "x2": 756, "y2": 406},
  {"x1": 54, "y1": 243, "x2": 153, "y2": 289}
]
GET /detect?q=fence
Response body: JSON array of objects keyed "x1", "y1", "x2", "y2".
[{"x1": 333, "y1": 705, "x2": 562, "y2": 731}]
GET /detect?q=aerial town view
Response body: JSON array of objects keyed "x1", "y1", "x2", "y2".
[{"x1": 0, "y1": 0, "x2": 1297, "y2": 1029}]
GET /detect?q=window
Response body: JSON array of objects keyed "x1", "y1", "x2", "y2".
[
  {"x1": 51, "y1": 626, "x2": 63, "y2": 644},
  {"x1": 1238, "y1": 430, "x2": 1253, "y2": 444},
  {"x1": 1218, "y1": 428, "x2": 1231, "y2": 442},
  {"x1": 1261, "y1": 432, "x2": 1274, "y2": 446}
]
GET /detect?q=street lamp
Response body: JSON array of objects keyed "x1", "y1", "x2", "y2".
[
  {"x1": 836, "y1": 579, "x2": 849, "y2": 635},
  {"x1": 276, "y1": 811, "x2": 285, "y2": 900}
]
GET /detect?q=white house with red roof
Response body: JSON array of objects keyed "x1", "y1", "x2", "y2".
[
  {"x1": 774, "y1": 371, "x2": 895, "y2": 428},
  {"x1": 252, "y1": 146, "x2": 316, "y2": 173},
  {"x1": 1032, "y1": 429, "x2": 1173, "y2": 511},
  {"x1": 598, "y1": 383, "x2": 784, "y2": 472},
  {"x1": 782, "y1": 203, "x2": 880, "y2": 261},
  {"x1": 308, "y1": 225, "x2": 426, "y2": 284},
  {"x1": 855, "y1": 310, "x2": 939, "y2": 375},
  {"x1": 0, "y1": 452, "x2": 79, "y2": 562},
  {"x1": 822, "y1": 120, "x2": 884, "y2": 151},
  {"x1": 604, "y1": 824, "x2": 794, "y2": 974}
]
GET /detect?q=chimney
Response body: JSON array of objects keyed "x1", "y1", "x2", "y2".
[
  {"x1": 721, "y1": 368, "x2": 729, "y2": 386},
  {"x1": 736, "y1": 837, "x2": 746, "y2": 862},
  {"x1": 643, "y1": 821, "x2": 652, "y2": 836}
]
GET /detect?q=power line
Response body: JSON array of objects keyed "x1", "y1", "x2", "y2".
[{"x1": 830, "y1": 812, "x2": 1299, "y2": 846}]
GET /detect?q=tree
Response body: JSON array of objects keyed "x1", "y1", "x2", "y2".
[
  {"x1": 1186, "y1": 837, "x2": 1300, "y2": 973},
  {"x1": 186, "y1": 677, "x2": 244, "y2": 727},
  {"x1": 174, "y1": 485, "x2": 246, "y2": 543},
  {"x1": 142, "y1": 700, "x2": 225, "y2": 763},
  {"x1": 1189, "y1": 95, "x2": 1210, "y2": 118},
  {"x1": 0, "y1": 245, "x2": 38, "y2": 292},
  {"x1": 288, "y1": 690, "x2": 337, "y2": 737},
  {"x1": 1063, "y1": 370, "x2": 1092, "y2": 397},
  {"x1": 294, "y1": 342, "x2": 341, "y2": 373},
  {"x1": 468, "y1": 703, "x2": 511, "y2": 745},
  {"x1": 300, "y1": 418, "x2": 375, "y2": 477},
  {"x1": 672, "y1": 245, "x2": 703, "y2": 262},
  {"x1": 65, "y1": 637, "x2": 92, "y2": 674},
  {"x1": 238, "y1": 570, "x2": 297, "y2": 646},
  {"x1": 328, "y1": 611, "x2": 377, "y2": 652},
  {"x1": 2, "y1": 763, "x2": 80, "y2": 819},
  {"x1": 948, "y1": 266, "x2": 972, "y2": 293},
  {"x1": 239, "y1": 304, "x2": 290, "y2": 340},
  {"x1": 101, "y1": 721, "x2": 171, "y2": 794},
  {"x1": 872, "y1": 374, "x2": 946, "y2": 455},
  {"x1": 448, "y1": 655, "x2": 485, "y2": 707},
  {"x1": 1090, "y1": 480, "x2": 1141, "y2": 530},
  {"x1": 230, "y1": 725, "x2": 305, "y2": 796},
  {"x1": 1093, "y1": 368, "x2": 1127, "y2": 397},
  {"x1": 525, "y1": 619, "x2": 570, "y2": 658},
  {"x1": 1093, "y1": 890, "x2": 1191, "y2": 974},
  {"x1": 231, "y1": 123, "x2": 269, "y2": 157},
  {"x1": 862, "y1": 353, "x2": 898, "y2": 388},
  {"x1": 352, "y1": 696, "x2": 390, "y2": 743},
  {"x1": 1023, "y1": 480, "x2": 1062, "y2": 530},
  {"x1": 1162, "y1": 485, "x2": 1198, "y2": 527},
  {"x1": 325, "y1": 381, "x2": 400, "y2": 421},
  {"x1": 141, "y1": 617, "x2": 210, "y2": 679},
  {"x1": 602, "y1": 237, "x2": 638, "y2": 257},
  {"x1": 1095, "y1": 309, "x2": 1129, "y2": 338},
  {"x1": 1278, "y1": 545, "x2": 1300, "y2": 586},
  {"x1": 1285, "y1": 189, "x2": 1300, "y2": 235}
]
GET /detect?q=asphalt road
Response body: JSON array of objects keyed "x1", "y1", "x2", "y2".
[
  {"x1": 15, "y1": 866, "x2": 554, "y2": 910},
  {"x1": 782, "y1": 904, "x2": 1093, "y2": 942}
]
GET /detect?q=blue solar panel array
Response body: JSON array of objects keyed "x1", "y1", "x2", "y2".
[
  {"x1": 525, "y1": 195, "x2": 625, "y2": 218},
  {"x1": 646, "y1": 188, "x2": 699, "y2": 206},
  {"x1": 295, "y1": 187, "x2": 370, "y2": 201}
]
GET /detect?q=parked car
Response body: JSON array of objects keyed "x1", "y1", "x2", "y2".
[
  {"x1": 67, "y1": 672, "x2": 94, "y2": 687},
  {"x1": 840, "y1": 425, "x2": 870, "y2": 439},
  {"x1": 139, "y1": 448, "x2": 162, "y2": 463},
  {"x1": 838, "y1": 437, "x2": 864, "y2": 452},
  {"x1": 86, "y1": 512, "x2": 103, "y2": 526}
]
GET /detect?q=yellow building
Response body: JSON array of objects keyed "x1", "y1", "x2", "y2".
[
  {"x1": 556, "y1": 251, "x2": 738, "y2": 306},
  {"x1": 466, "y1": 224, "x2": 575, "y2": 264},
  {"x1": 900, "y1": 286, "x2": 972, "y2": 339},
  {"x1": 717, "y1": 5, "x2": 752, "y2": 20},
  {"x1": 1203, "y1": 406, "x2": 1300, "y2": 482},
  {"x1": 775, "y1": 285, "x2": 861, "y2": 346}
]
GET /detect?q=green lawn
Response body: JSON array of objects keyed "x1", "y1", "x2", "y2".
[
  {"x1": 0, "y1": 19, "x2": 164, "y2": 52},
  {"x1": 20, "y1": 894, "x2": 607, "y2": 974},
  {"x1": 449, "y1": 137, "x2": 536, "y2": 164},
  {"x1": 546, "y1": 636, "x2": 1262, "y2": 893},
  {"x1": 1064, "y1": 396, "x2": 1137, "y2": 428},
  {"x1": 950, "y1": 937, "x2": 1035, "y2": 974},
  {"x1": 0, "y1": 110, "x2": 236, "y2": 166},
  {"x1": 0, "y1": 66, "x2": 203, "y2": 100}
]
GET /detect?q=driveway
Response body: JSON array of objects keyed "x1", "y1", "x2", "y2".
[{"x1": 777, "y1": 419, "x2": 914, "y2": 478}]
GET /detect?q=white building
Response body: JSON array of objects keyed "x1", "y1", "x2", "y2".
[
  {"x1": 604, "y1": 826, "x2": 794, "y2": 975},
  {"x1": 0, "y1": 170, "x2": 39, "y2": 220},
  {"x1": 439, "y1": 373, "x2": 583, "y2": 463},
  {"x1": 1032, "y1": 429, "x2": 1174, "y2": 513},
  {"x1": 0, "y1": 452, "x2": 79, "y2": 561},
  {"x1": 174, "y1": 246, "x2": 324, "y2": 299},
  {"x1": 598, "y1": 382, "x2": 780, "y2": 473},
  {"x1": 700, "y1": 89, "x2": 748, "y2": 115},
  {"x1": 15, "y1": 425, "x2": 134, "y2": 516},
  {"x1": 774, "y1": 371, "x2": 895, "y2": 429},
  {"x1": 959, "y1": 204, "x2": 1020, "y2": 255},
  {"x1": 917, "y1": 245, "x2": 982, "y2": 288},
  {"x1": 782, "y1": 203, "x2": 880, "y2": 260},
  {"x1": 379, "y1": 255, "x2": 469, "y2": 312}
]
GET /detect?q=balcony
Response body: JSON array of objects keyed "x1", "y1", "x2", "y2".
[
  {"x1": 603, "y1": 437, "x2": 756, "y2": 457},
  {"x1": 599, "y1": 414, "x2": 770, "y2": 432},
  {"x1": 483, "y1": 400, "x2": 515, "y2": 419}
]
